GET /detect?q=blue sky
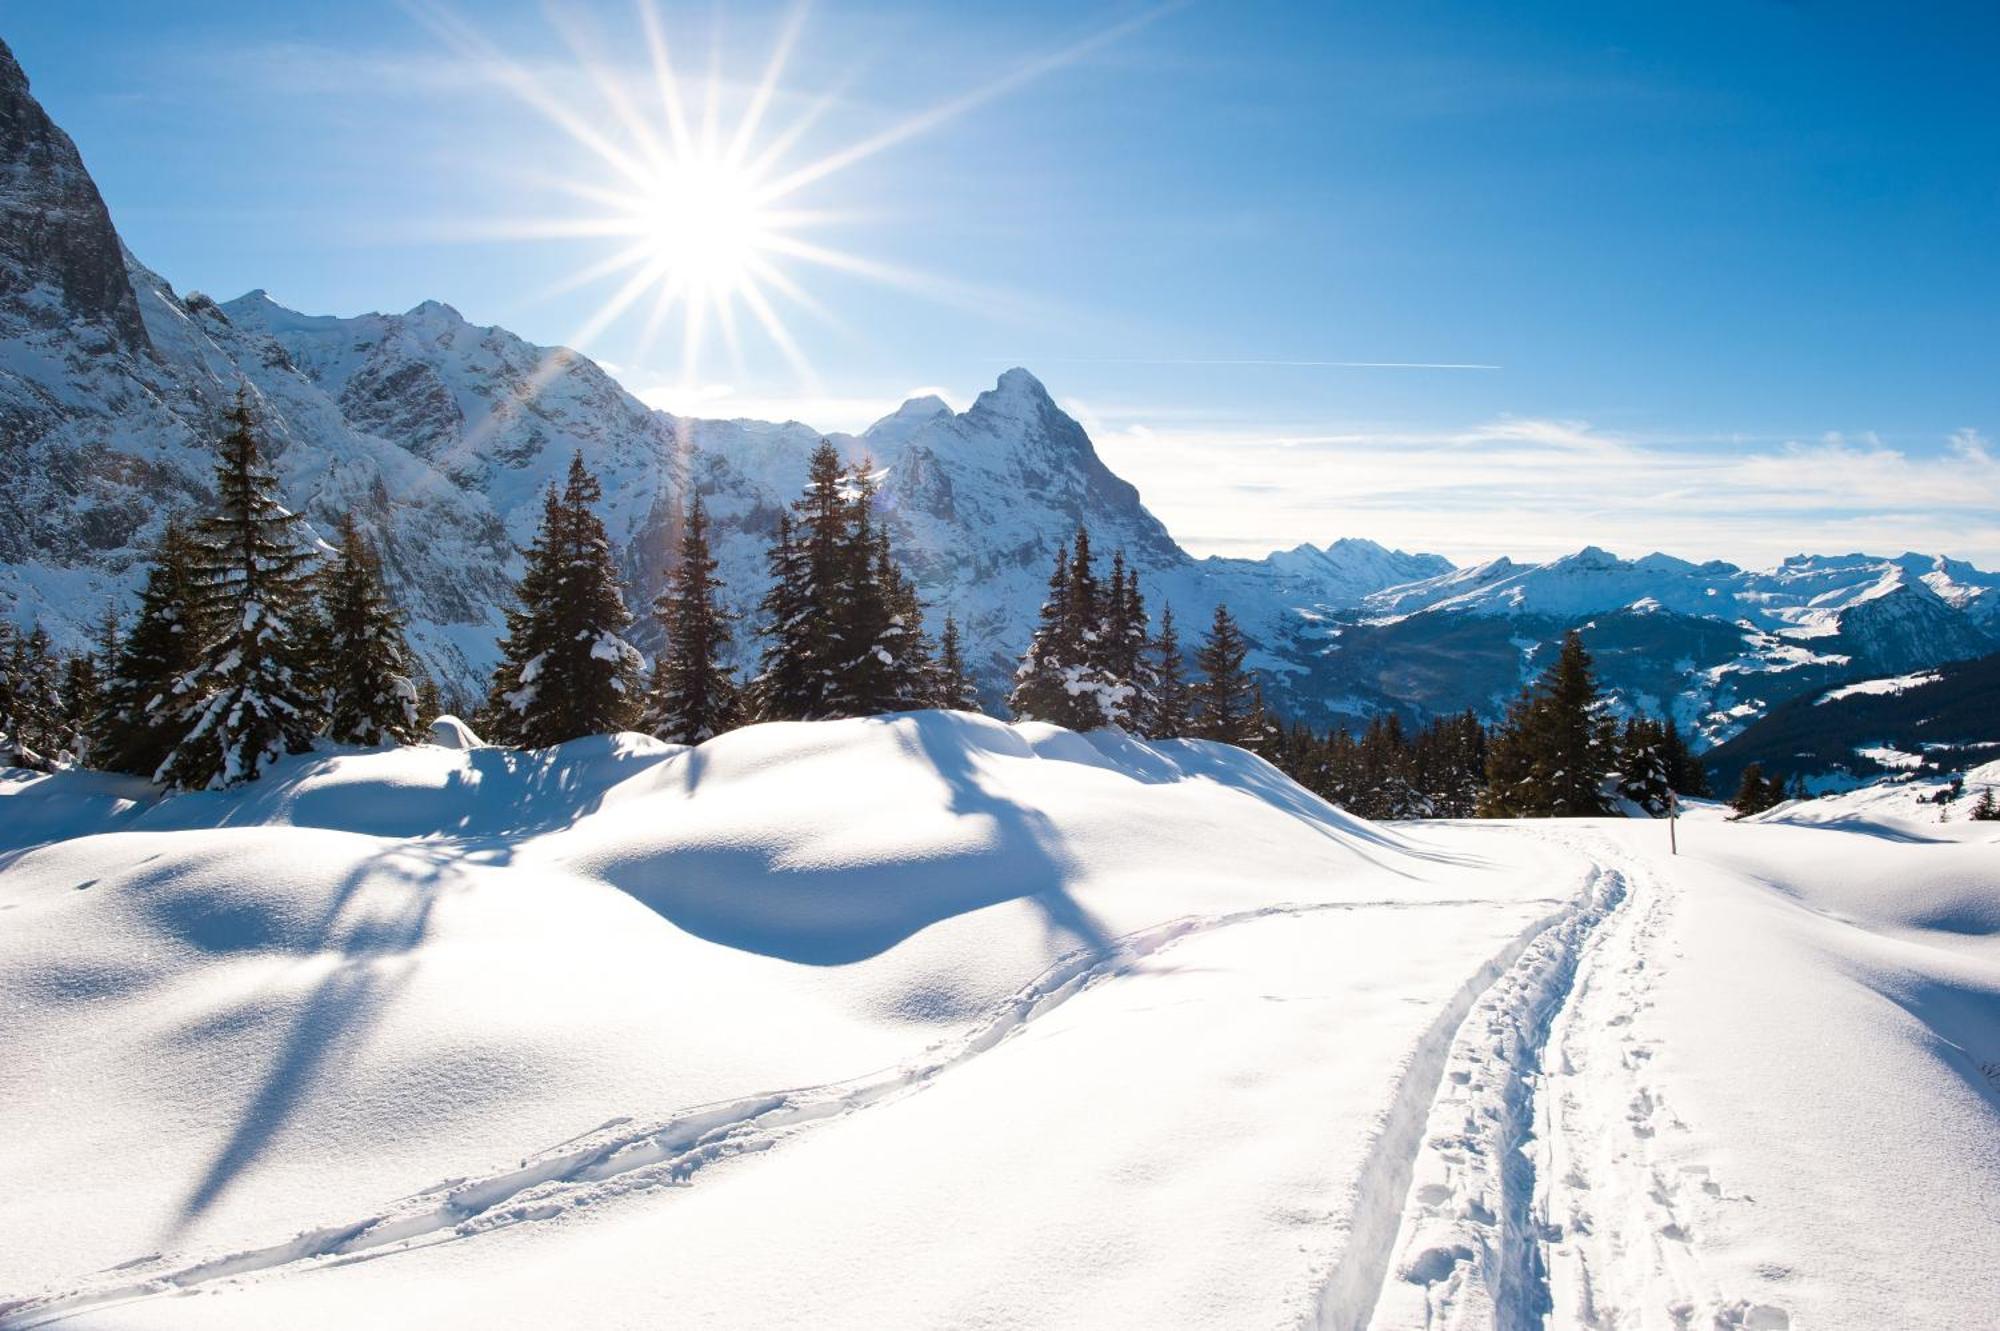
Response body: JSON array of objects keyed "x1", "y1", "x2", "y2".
[{"x1": 10, "y1": 1, "x2": 1999, "y2": 564}]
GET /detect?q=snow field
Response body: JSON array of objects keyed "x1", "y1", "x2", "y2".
[
  {"x1": 0, "y1": 712, "x2": 1580, "y2": 1327},
  {"x1": 4, "y1": 715, "x2": 1995, "y2": 1328}
]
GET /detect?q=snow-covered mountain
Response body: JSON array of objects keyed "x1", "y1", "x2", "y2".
[
  {"x1": 1, "y1": 35, "x2": 1993, "y2": 743},
  {"x1": 1300, "y1": 546, "x2": 1997, "y2": 745},
  {"x1": 0, "y1": 36, "x2": 1446, "y2": 708}
]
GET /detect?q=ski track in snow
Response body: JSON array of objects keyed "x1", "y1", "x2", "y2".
[
  {"x1": 0, "y1": 893, "x2": 1560, "y2": 1329},
  {"x1": 1531, "y1": 832, "x2": 1793, "y2": 1331},
  {"x1": 1352, "y1": 828, "x2": 1797, "y2": 1331},
  {"x1": 1356, "y1": 858, "x2": 1628, "y2": 1331}
]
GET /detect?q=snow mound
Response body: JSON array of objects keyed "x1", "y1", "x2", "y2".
[
  {"x1": 2, "y1": 711, "x2": 1565, "y2": 1322},
  {"x1": 427, "y1": 714, "x2": 485, "y2": 749}
]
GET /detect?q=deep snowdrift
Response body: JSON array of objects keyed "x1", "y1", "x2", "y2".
[
  {"x1": 4, "y1": 714, "x2": 1995, "y2": 1329},
  {"x1": 0, "y1": 713, "x2": 1580, "y2": 1328}
]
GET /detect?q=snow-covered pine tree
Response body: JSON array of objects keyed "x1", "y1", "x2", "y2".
[
  {"x1": 93, "y1": 522, "x2": 207, "y2": 778},
  {"x1": 484, "y1": 485, "x2": 565, "y2": 740},
  {"x1": 1615, "y1": 716, "x2": 1673, "y2": 816},
  {"x1": 642, "y1": 493, "x2": 740, "y2": 744},
  {"x1": 751, "y1": 442, "x2": 850, "y2": 720},
  {"x1": 748, "y1": 511, "x2": 813, "y2": 721},
  {"x1": 1009, "y1": 528, "x2": 1127, "y2": 730},
  {"x1": 319, "y1": 515, "x2": 420, "y2": 747},
  {"x1": 1145, "y1": 602, "x2": 1191, "y2": 737},
  {"x1": 0, "y1": 623, "x2": 63, "y2": 768},
  {"x1": 1659, "y1": 718, "x2": 1710, "y2": 797},
  {"x1": 57, "y1": 649, "x2": 101, "y2": 765},
  {"x1": 932, "y1": 614, "x2": 978, "y2": 712},
  {"x1": 1192, "y1": 602, "x2": 1258, "y2": 746},
  {"x1": 1476, "y1": 629, "x2": 1617, "y2": 817},
  {"x1": 0, "y1": 619, "x2": 18, "y2": 765},
  {"x1": 485, "y1": 452, "x2": 643, "y2": 746},
  {"x1": 1097, "y1": 551, "x2": 1153, "y2": 731},
  {"x1": 873, "y1": 535, "x2": 936, "y2": 711},
  {"x1": 829, "y1": 460, "x2": 933, "y2": 716},
  {"x1": 156, "y1": 396, "x2": 322, "y2": 789},
  {"x1": 1009, "y1": 541, "x2": 1082, "y2": 726}
]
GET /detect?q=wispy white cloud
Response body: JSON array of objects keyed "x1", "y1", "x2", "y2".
[{"x1": 1083, "y1": 413, "x2": 2000, "y2": 568}]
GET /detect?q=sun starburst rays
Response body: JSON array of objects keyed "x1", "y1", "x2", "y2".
[{"x1": 405, "y1": 0, "x2": 1179, "y2": 414}]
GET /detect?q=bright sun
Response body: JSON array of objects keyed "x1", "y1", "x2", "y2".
[
  {"x1": 409, "y1": 0, "x2": 1170, "y2": 393},
  {"x1": 628, "y1": 158, "x2": 773, "y2": 300}
]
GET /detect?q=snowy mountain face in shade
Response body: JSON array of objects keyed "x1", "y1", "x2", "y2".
[
  {"x1": 1306, "y1": 547, "x2": 1998, "y2": 745},
  {"x1": 0, "y1": 34, "x2": 1994, "y2": 743}
]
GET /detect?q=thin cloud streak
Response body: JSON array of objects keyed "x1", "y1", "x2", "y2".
[
  {"x1": 1036, "y1": 357, "x2": 1503, "y2": 371},
  {"x1": 1080, "y1": 413, "x2": 2000, "y2": 568}
]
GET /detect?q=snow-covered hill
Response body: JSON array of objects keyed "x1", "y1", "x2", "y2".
[{"x1": 3, "y1": 715, "x2": 1995, "y2": 1328}]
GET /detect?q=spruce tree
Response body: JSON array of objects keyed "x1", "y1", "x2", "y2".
[
  {"x1": 57, "y1": 651, "x2": 101, "y2": 765},
  {"x1": 933, "y1": 615, "x2": 978, "y2": 711},
  {"x1": 319, "y1": 516, "x2": 420, "y2": 747},
  {"x1": 1, "y1": 623, "x2": 64, "y2": 768},
  {"x1": 832, "y1": 463, "x2": 934, "y2": 716},
  {"x1": 1660, "y1": 718, "x2": 1710, "y2": 797},
  {"x1": 485, "y1": 452, "x2": 644, "y2": 746},
  {"x1": 748, "y1": 443, "x2": 934, "y2": 721},
  {"x1": 1146, "y1": 603, "x2": 1191, "y2": 737},
  {"x1": 1478, "y1": 630, "x2": 1617, "y2": 817},
  {"x1": 157, "y1": 396, "x2": 322, "y2": 789},
  {"x1": 1615, "y1": 716, "x2": 1674, "y2": 816},
  {"x1": 642, "y1": 494, "x2": 740, "y2": 744},
  {"x1": 94, "y1": 523, "x2": 207, "y2": 778},
  {"x1": 1969, "y1": 787, "x2": 1998, "y2": 821},
  {"x1": 1009, "y1": 541, "x2": 1086, "y2": 727},
  {"x1": 747, "y1": 512, "x2": 812, "y2": 720},
  {"x1": 1009, "y1": 529, "x2": 1126, "y2": 730},
  {"x1": 1192, "y1": 602, "x2": 1258, "y2": 746},
  {"x1": 1731, "y1": 761, "x2": 1783, "y2": 817}
]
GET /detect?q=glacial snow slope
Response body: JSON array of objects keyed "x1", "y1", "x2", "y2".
[{"x1": 3, "y1": 716, "x2": 1997, "y2": 1330}]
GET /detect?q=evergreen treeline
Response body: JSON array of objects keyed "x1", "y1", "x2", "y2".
[
  {"x1": 1006, "y1": 526, "x2": 1265, "y2": 745},
  {"x1": 1263, "y1": 630, "x2": 1711, "y2": 820},
  {"x1": 8, "y1": 406, "x2": 1735, "y2": 823},
  {"x1": 2, "y1": 394, "x2": 424, "y2": 787}
]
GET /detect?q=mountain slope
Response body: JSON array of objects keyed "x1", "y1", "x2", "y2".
[
  {"x1": 0, "y1": 34, "x2": 1993, "y2": 746},
  {"x1": 1305, "y1": 548, "x2": 1997, "y2": 744},
  {"x1": 1702, "y1": 649, "x2": 2000, "y2": 791}
]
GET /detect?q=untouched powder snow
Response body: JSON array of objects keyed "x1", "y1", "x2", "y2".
[{"x1": 2, "y1": 714, "x2": 1996, "y2": 1329}]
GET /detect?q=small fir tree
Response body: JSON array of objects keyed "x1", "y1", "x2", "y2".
[
  {"x1": 156, "y1": 395, "x2": 322, "y2": 789},
  {"x1": 1145, "y1": 603, "x2": 1191, "y2": 737},
  {"x1": 1730, "y1": 762, "x2": 1785, "y2": 817},
  {"x1": 485, "y1": 452, "x2": 644, "y2": 745},
  {"x1": 642, "y1": 494, "x2": 740, "y2": 744},
  {"x1": 1192, "y1": 603, "x2": 1258, "y2": 746},
  {"x1": 93, "y1": 523, "x2": 208, "y2": 778},
  {"x1": 932, "y1": 614, "x2": 979, "y2": 712},
  {"x1": 319, "y1": 516, "x2": 420, "y2": 747}
]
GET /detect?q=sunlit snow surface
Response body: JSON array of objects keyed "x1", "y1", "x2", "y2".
[{"x1": 2, "y1": 715, "x2": 1995, "y2": 1329}]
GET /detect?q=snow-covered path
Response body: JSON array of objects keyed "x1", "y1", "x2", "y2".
[{"x1": 3, "y1": 719, "x2": 1996, "y2": 1329}]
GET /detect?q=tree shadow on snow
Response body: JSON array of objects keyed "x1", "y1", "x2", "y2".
[
  {"x1": 593, "y1": 713, "x2": 1113, "y2": 966},
  {"x1": 167, "y1": 843, "x2": 459, "y2": 1236}
]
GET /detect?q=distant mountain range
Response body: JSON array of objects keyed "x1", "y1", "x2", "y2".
[{"x1": 1, "y1": 37, "x2": 1994, "y2": 751}]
